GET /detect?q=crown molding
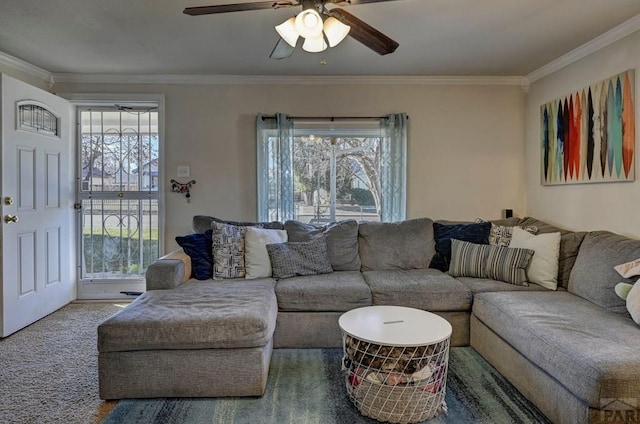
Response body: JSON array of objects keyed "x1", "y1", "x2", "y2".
[
  {"x1": 527, "y1": 13, "x2": 640, "y2": 83},
  {"x1": 4, "y1": 12, "x2": 640, "y2": 91},
  {"x1": 51, "y1": 72, "x2": 528, "y2": 88},
  {"x1": 0, "y1": 51, "x2": 52, "y2": 85}
]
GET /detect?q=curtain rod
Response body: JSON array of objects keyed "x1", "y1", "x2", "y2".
[{"x1": 260, "y1": 115, "x2": 409, "y2": 121}]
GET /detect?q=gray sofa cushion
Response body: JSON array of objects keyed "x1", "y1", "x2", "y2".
[
  {"x1": 362, "y1": 269, "x2": 472, "y2": 311},
  {"x1": 568, "y1": 231, "x2": 640, "y2": 314},
  {"x1": 284, "y1": 219, "x2": 360, "y2": 271},
  {"x1": 98, "y1": 279, "x2": 277, "y2": 352},
  {"x1": 455, "y1": 276, "x2": 551, "y2": 294},
  {"x1": 275, "y1": 271, "x2": 372, "y2": 312},
  {"x1": 517, "y1": 217, "x2": 587, "y2": 289},
  {"x1": 192, "y1": 215, "x2": 284, "y2": 234},
  {"x1": 473, "y1": 291, "x2": 640, "y2": 406},
  {"x1": 358, "y1": 218, "x2": 435, "y2": 271}
]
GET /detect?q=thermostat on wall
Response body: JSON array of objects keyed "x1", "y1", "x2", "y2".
[{"x1": 177, "y1": 166, "x2": 190, "y2": 178}]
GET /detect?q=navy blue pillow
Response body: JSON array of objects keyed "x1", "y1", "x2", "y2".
[
  {"x1": 175, "y1": 230, "x2": 213, "y2": 280},
  {"x1": 429, "y1": 222, "x2": 491, "y2": 272}
]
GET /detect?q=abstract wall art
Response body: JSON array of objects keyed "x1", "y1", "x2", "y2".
[{"x1": 540, "y1": 69, "x2": 635, "y2": 185}]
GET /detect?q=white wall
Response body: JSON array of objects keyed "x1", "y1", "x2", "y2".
[
  {"x1": 53, "y1": 81, "x2": 526, "y2": 251},
  {"x1": 525, "y1": 31, "x2": 640, "y2": 238}
]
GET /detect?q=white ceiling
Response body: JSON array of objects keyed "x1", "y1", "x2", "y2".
[{"x1": 1, "y1": 0, "x2": 640, "y2": 78}]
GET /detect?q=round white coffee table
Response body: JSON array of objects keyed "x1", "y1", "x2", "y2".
[{"x1": 339, "y1": 306, "x2": 452, "y2": 424}]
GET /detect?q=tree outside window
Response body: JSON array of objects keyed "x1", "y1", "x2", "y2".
[
  {"x1": 257, "y1": 113, "x2": 407, "y2": 223},
  {"x1": 292, "y1": 132, "x2": 381, "y2": 223}
]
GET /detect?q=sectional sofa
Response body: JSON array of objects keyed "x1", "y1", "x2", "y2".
[{"x1": 97, "y1": 215, "x2": 640, "y2": 424}]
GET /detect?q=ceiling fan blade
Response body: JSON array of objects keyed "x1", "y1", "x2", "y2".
[
  {"x1": 183, "y1": 1, "x2": 297, "y2": 16},
  {"x1": 328, "y1": 8, "x2": 398, "y2": 55},
  {"x1": 329, "y1": 0, "x2": 405, "y2": 5},
  {"x1": 269, "y1": 37, "x2": 296, "y2": 59}
]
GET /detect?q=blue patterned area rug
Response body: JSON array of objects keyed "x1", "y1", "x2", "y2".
[{"x1": 102, "y1": 347, "x2": 550, "y2": 424}]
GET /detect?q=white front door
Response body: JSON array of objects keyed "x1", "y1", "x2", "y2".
[{"x1": 0, "y1": 74, "x2": 74, "y2": 337}]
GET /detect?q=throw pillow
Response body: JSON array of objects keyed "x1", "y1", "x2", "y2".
[
  {"x1": 266, "y1": 237, "x2": 333, "y2": 280},
  {"x1": 488, "y1": 224, "x2": 538, "y2": 247},
  {"x1": 175, "y1": 230, "x2": 213, "y2": 280},
  {"x1": 244, "y1": 227, "x2": 288, "y2": 279},
  {"x1": 625, "y1": 282, "x2": 640, "y2": 325},
  {"x1": 429, "y1": 221, "x2": 491, "y2": 272},
  {"x1": 211, "y1": 222, "x2": 247, "y2": 279},
  {"x1": 449, "y1": 239, "x2": 534, "y2": 286},
  {"x1": 483, "y1": 242, "x2": 534, "y2": 286},
  {"x1": 614, "y1": 258, "x2": 640, "y2": 278},
  {"x1": 517, "y1": 216, "x2": 588, "y2": 289},
  {"x1": 284, "y1": 219, "x2": 360, "y2": 271},
  {"x1": 475, "y1": 218, "x2": 538, "y2": 246},
  {"x1": 192, "y1": 215, "x2": 284, "y2": 234},
  {"x1": 509, "y1": 227, "x2": 561, "y2": 290},
  {"x1": 448, "y1": 238, "x2": 488, "y2": 278},
  {"x1": 615, "y1": 262, "x2": 640, "y2": 325}
]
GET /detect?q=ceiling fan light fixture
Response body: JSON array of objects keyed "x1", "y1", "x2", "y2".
[
  {"x1": 323, "y1": 16, "x2": 350, "y2": 48},
  {"x1": 295, "y1": 8, "x2": 323, "y2": 38},
  {"x1": 302, "y1": 34, "x2": 327, "y2": 53},
  {"x1": 275, "y1": 16, "x2": 299, "y2": 47}
]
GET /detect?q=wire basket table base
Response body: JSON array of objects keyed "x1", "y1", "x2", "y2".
[{"x1": 342, "y1": 334, "x2": 450, "y2": 423}]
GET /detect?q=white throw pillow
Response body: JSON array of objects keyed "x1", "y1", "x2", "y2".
[
  {"x1": 509, "y1": 227, "x2": 561, "y2": 290},
  {"x1": 627, "y1": 282, "x2": 640, "y2": 325},
  {"x1": 244, "y1": 227, "x2": 288, "y2": 279}
]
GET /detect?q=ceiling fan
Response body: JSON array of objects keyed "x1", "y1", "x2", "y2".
[{"x1": 183, "y1": 0, "x2": 401, "y2": 59}]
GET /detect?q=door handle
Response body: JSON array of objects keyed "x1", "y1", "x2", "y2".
[{"x1": 4, "y1": 215, "x2": 18, "y2": 224}]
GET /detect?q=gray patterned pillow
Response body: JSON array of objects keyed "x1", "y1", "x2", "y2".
[
  {"x1": 211, "y1": 222, "x2": 247, "y2": 279},
  {"x1": 266, "y1": 237, "x2": 333, "y2": 280},
  {"x1": 489, "y1": 224, "x2": 538, "y2": 247},
  {"x1": 284, "y1": 219, "x2": 360, "y2": 271},
  {"x1": 449, "y1": 239, "x2": 534, "y2": 286}
]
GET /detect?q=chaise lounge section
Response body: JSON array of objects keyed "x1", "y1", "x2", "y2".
[
  {"x1": 471, "y1": 229, "x2": 640, "y2": 424},
  {"x1": 98, "y1": 279, "x2": 277, "y2": 398}
]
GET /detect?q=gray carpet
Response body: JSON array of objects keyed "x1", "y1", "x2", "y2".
[
  {"x1": 0, "y1": 302, "x2": 123, "y2": 424},
  {"x1": 103, "y1": 347, "x2": 551, "y2": 424}
]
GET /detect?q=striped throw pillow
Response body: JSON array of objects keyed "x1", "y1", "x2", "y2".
[
  {"x1": 484, "y1": 242, "x2": 535, "y2": 286},
  {"x1": 449, "y1": 239, "x2": 534, "y2": 286},
  {"x1": 449, "y1": 239, "x2": 489, "y2": 278}
]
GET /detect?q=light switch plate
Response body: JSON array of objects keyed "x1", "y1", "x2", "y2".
[{"x1": 177, "y1": 166, "x2": 190, "y2": 178}]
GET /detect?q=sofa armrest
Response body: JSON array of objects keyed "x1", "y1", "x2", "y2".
[{"x1": 145, "y1": 249, "x2": 192, "y2": 290}]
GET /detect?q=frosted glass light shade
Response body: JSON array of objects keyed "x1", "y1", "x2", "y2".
[
  {"x1": 323, "y1": 17, "x2": 350, "y2": 47},
  {"x1": 275, "y1": 17, "x2": 299, "y2": 47},
  {"x1": 295, "y1": 9, "x2": 323, "y2": 38},
  {"x1": 302, "y1": 34, "x2": 327, "y2": 53}
]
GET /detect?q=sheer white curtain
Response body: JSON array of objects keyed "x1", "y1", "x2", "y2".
[
  {"x1": 256, "y1": 113, "x2": 407, "y2": 222},
  {"x1": 256, "y1": 113, "x2": 294, "y2": 222}
]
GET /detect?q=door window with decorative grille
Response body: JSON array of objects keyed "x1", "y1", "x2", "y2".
[{"x1": 76, "y1": 105, "x2": 160, "y2": 298}]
